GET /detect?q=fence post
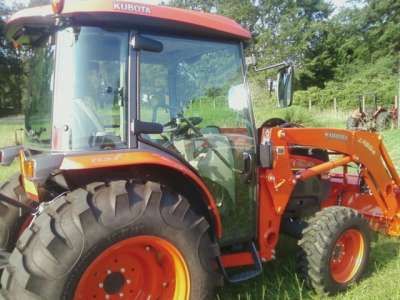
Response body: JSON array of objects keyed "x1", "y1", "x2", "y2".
[
  {"x1": 333, "y1": 97, "x2": 337, "y2": 114},
  {"x1": 395, "y1": 95, "x2": 400, "y2": 129},
  {"x1": 362, "y1": 95, "x2": 366, "y2": 112},
  {"x1": 308, "y1": 99, "x2": 312, "y2": 111}
]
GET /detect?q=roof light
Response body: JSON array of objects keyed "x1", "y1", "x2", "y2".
[{"x1": 52, "y1": 0, "x2": 64, "y2": 14}]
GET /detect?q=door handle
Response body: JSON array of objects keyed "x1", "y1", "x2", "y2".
[{"x1": 241, "y1": 152, "x2": 253, "y2": 183}]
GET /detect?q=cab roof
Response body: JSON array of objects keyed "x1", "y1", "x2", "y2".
[{"x1": 6, "y1": 1, "x2": 251, "y2": 42}]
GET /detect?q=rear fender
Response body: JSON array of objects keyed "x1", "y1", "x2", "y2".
[{"x1": 59, "y1": 151, "x2": 222, "y2": 238}]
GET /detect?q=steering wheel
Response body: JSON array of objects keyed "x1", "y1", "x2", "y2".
[{"x1": 163, "y1": 116, "x2": 203, "y2": 137}]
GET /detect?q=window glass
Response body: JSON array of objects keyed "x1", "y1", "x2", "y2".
[
  {"x1": 24, "y1": 36, "x2": 55, "y2": 148},
  {"x1": 53, "y1": 27, "x2": 129, "y2": 151},
  {"x1": 140, "y1": 35, "x2": 256, "y2": 243}
]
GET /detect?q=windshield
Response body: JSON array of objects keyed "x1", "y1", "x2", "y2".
[
  {"x1": 52, "y1": 27, "x2": 129, "y2": 151},
  {"x1": 24, "y1": 36, "x2": 56, "y2": 148}
]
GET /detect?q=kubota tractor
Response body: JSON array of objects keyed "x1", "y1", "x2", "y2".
[{"x1": 1, "y1": 1, "x2": 400, "y2": 299}]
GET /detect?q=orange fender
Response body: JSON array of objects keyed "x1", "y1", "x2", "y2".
[{"x1": 60, "y1": 151, "x2": 222, "y2": 238}]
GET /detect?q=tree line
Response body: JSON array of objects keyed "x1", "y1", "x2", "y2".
[
  {"x1": 0, "y1": 0, "x2": 399, "y2": 114},
  {"x1": 169, "y1": 0, "x2": 399, "y2": 108},
  {"x1": 0, "y1": 0, "x2": 49, "y2": 116}
]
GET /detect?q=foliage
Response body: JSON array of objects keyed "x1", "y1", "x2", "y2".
[
  {"x1": 168, "y1": 0, "x2": 399, "y2": 110},
  {"x1": 1, "y1": 0, "x2": 399, "y2": 113},
  {"x1": 0, "y1": 0, "x2": 55, "y2": 115},
  {"x1": 0, "y1": 4, "x2": 24, "y2": 116}
]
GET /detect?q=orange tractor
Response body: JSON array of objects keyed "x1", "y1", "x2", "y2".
[{"x1": 1, "y1": 1, "x2": 400, "y2": 299}]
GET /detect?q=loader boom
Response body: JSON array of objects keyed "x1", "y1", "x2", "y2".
[{"x1": 261, "y1": 127, "x2": 400, "y2": 235}]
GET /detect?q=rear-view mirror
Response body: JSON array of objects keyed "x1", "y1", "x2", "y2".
[{"x1": 276, "y1": 66, "x2": 294, "y2": 107}]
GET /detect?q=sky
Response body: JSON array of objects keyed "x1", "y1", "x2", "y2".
[
  {"x1": 5, "y1": 0, "x2": 357, "y2": 10},
  {"x1": 331, "y1": 0, "x2": 352, "y2": 9}
]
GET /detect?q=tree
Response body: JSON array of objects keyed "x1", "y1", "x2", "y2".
[{"x1": 0, "y1": 3, "x2": 24, "y2": 115}]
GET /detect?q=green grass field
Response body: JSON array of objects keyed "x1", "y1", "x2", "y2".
[
  {"x1": 1, "y1": 111, "x2": 400, "y2": 299},
  {"x1": 0, "y1": 116, "x2": 23, "y2": 182}
]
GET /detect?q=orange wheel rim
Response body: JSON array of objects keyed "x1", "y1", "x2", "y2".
[
  {"x1": 330, "y1": 229, "x2": 365, "y2": 283},
  {"x1": 74, "y1": 236, "x2": 190, "y2": 300}
]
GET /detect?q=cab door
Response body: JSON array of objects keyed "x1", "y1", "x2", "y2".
[{"x1": 139, "y1": 34, "x2": 256, "y2": 244}]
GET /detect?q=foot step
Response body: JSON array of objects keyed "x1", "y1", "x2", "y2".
[{"x1": 217, "y1": 242, "x2": 263, "y2": 283}]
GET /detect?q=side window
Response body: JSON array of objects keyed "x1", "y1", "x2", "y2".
[
  {"x1": 53, "y1": 27, "x2": 129, "y2": 151},
  {"x1": 176, "y1": 48, "x2": 252, "y2": 132},
  {"x1": 140, "y1": 63, "x2": 170, "y2": 125},
  {"x1": 24, "y1": 38, "x2": 56, "y2": 148}
]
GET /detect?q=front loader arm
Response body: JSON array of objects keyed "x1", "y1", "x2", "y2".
[{"x1": 262, "y1": 127, "x2": 400, "y2": 219}]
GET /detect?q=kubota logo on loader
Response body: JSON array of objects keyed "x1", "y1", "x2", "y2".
[
  {"x1": 324, "y1": 132, "x2": 348, "y2": 142},
  {"x1": 113, "y1": 1, "x2": 152, "y2": 14},
  {"x1": 357, "y1": 138, "x2": 377, "y2": 156}
]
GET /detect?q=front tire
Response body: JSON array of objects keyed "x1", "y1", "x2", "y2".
[
  {"x1": 297, "y1": 206, "x2": 370, "y2": 295},
  {"x1": 2, "y1": 181, "x2": 221, "y2": 300}
]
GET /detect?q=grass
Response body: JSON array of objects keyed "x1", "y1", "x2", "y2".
[
  {"x1": 217, "y1": 235, "x2": 400, "y2": 300},
  {"x1": 1, "y1": 109, "x2": 400, "y2": 300},
  {"x1": 0, "y1": 116, "x2": 22, "y2": 182}
]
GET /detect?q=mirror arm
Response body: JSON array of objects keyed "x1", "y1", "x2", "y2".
[{"x1": 254, "y1": 61, "x2": 292, "y2": 73}]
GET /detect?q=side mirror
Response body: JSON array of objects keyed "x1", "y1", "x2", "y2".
[
  {"x1": 131, "y1": 34, "x2": 163, "y2": 53},
  {"x1": 276, "y1": 66, "x2": 294, "y2": 107}
]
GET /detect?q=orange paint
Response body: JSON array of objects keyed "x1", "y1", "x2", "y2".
[
  {"x1": 60, "y1": 151, "x2": 222, "y2": 238},
  {"x1": 254, "y1": 126, "x2": 400, "y2": 265},
  {"x1": 261, "y1": 128, "x2": 400, "y2": 219},
  {"x1": 330, "y1": 229, "x2": 365, "y2": 283},
  {"x1": 74, "y1": 235, "x2": 190, "y2": 300},
  {"x1": 297, "y1": 156, "x2": 353, "y2": 181},
  {"x1": 7, "y1": 1, "x2": 251, "y2": 40},
  {"x1": 221, "y1": 252, "x2": 254, "y2": 268}
]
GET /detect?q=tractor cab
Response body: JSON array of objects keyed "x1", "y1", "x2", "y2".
[{"x1": 3, "y1": 0, "x2": 293, "y2": 244}]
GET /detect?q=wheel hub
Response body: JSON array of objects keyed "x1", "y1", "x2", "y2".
[
  {"x1": 331, "y1": 243, "x2": 345, "y2": 263},
  {"x1": 73, "y1": 236, "x2": 190, "y2": 300},
  {"x1": 330, "y1": 229, "x2": 365, "y2": 283},
  {"x1": 103, "y1": 272, "x2": 125, "y2": 295}
]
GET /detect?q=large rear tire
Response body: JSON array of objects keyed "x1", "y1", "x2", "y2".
[
  {"x1": 375, "y1": 111, "x2": 392, "y2": 131},
  {"x1": 0, "y1": 174, "x2": 29, "y2": 251},
  {"x1": 346, "y1": 116, "x2": 360, "y2": 130},
  {"x1": 1, "y1": 181, "x2": 221, "y2": 300},
  {"x1": 297, "y1": 206, "x2": 370, "y2": 295}
]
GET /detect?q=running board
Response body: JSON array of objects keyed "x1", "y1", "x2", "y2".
[{"x1": 217, "y1": 242, "x2": 263, "y2": 283}]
